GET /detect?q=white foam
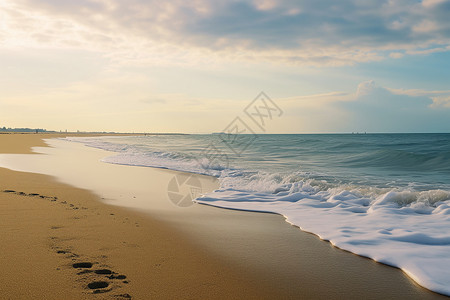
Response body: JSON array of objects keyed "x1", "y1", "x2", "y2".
[
  {"x1": 62, "y1": 136, "x2": 225, "y2": 176},
  {"x1": 196, "y1": 186, "x2": 450, "y2": 296}
]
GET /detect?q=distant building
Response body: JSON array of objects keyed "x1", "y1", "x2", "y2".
[{"x1": 0, "y1": 126, "x2": 49, "y2": 133}]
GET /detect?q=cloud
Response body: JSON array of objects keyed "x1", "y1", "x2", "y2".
[
  {"x1": 388, "y1": 87, "x2": 450, "y2": 108},
  {"x1": 253, "y1": 0, "x2": 278, "y2": 11},
  {"x1": 1, "y1": 0, "x2": 450, "y2": 67},
  {"x1": 338, "y1": 81, "x2": 450, "y2": 132},
  {"x1": 430, "y1": 95, "x2": 450, "y2": 107},
  {"x1": 389, "y1": 52, "x2": 405, "y2": 59},
  {"x1": 406, "y1": 45, "x2": 450, "y2": 55},
  {"x1": 413, "y1": 20, "x2": 440, "y2": 34},
  {"x1": 422, "y1": 0, "x2": 448, "y2": 7},
  {"x1": 277, "y1": 80, "x2": 450, "y2": 133}
]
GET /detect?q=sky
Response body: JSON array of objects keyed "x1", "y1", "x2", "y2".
[{"x1": 1, "y1": 0, "x2": 450, "y2": 133}]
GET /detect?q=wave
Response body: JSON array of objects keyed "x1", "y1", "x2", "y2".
[
  {"x1": 197, "y1": 185, "x2": 450, "y2": 296},
  {"x1": 63, "y1": 136, "x2": 450, "y2": 296},
  {"x1": 63, "y1": 136, "x2": 227, "y2": 176},
  {"x1": 343, "y1": 149, "x2": 450, "y2": 172}
]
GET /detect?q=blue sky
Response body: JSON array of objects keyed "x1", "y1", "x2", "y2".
[{"x1": 0, "y1": 0, "x2": 449, "y2": 133}]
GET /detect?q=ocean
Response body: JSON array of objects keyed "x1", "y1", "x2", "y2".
[{"x1": 64, "y1": 133, "x2": 450, "y2": 296}]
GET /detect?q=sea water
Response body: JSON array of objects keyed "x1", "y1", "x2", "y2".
[{"x1": 64, "y1": 133, "x2": 450, "y2": 296}]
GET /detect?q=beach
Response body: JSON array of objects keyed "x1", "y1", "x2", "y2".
[{"x1": 0, "y1": 133, "x2": 448, "y2": 299}]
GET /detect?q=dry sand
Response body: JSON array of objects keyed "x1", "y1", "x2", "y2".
[{"x1": 0, "y1": 133, "x2": 448, "y2": 299}]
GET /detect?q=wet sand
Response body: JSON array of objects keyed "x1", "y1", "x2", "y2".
[{"x1": 0, "y1": 133, "x2": 448, "y2": 299}]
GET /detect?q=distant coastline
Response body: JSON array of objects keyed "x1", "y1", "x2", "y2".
[{"x1": 0, "y1": 127, "x2": 188, "y2": 135}]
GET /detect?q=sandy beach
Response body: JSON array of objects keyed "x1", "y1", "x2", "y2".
[
  {"x1": 0, "y1": 134, "x2": 277, "y2": 299},
  {"x1": 0, "y1": 133, "x2": 448, "y2": 299}
]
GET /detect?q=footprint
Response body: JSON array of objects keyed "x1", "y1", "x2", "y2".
[
  {"x1": 73, "y1": 262, "x2": 93, "y2": 269},
  {"x1": 94, "y1": 269, "x2": 113, "y2": 275},
  {"x1": 29, "y1": 193, "x2": 40, "y2": 196},
  {"x1": 88, "y1": 281, "x2": 109, "y2": 289},
  {"x1": 108, "y1": 275, "x2": 127, "y2": 280},
  {"x1": 3, "y1": 190, "x2": 16, "y2": 193}
]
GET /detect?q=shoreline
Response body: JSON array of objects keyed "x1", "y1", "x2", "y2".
[
  {"x1": 197, "y1": 200, "x2": 450, "y2": 298},
  {"x1": 0, "y1": 134, "x2": 448, "y2": 299},
  {"x1": 0, "y1": 134, "x2": 278, "y2": 299}
]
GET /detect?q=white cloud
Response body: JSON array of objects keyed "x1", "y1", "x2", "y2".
[
  {"x1": 253, "y1": 0, "x2": 278, "y2": 11},
  {"x1": 1, "y1": 0, "x2": 450, "y2": 67},
  {"x1": 338, "y1": 81, "x2": 450, "y2": 132},
  {"x1": 355, "y1": 80, "x2": 377, "y2": 97},
  {"x1": 430, "y1": 95, "x2": 450, "y2": 107},
  {"x1": 406, "y1": 45, "x2": 450, "y2": 55},
  {"x1": 422, "y1": 0, "x2": 448, "y2": 8},
  {"x1": 389, "y1": 52, "x2": 405, "y2": 59},
  {"x1": 388, "y1": 87, "x2": 450, "y2": 108},
  {"x1": 278, "y1": 81, "x2": 450, "y2": 133},
  {"x1": 413, "y1": 20, "x2": 440, "y2": 33},
  {"x1": 285, "y1": 8, "x2": 301, "y2": 16}
]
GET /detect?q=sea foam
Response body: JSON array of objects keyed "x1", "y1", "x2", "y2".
[{"x1": 196, "y1": 185, "x2": 450, "y2": 296}]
